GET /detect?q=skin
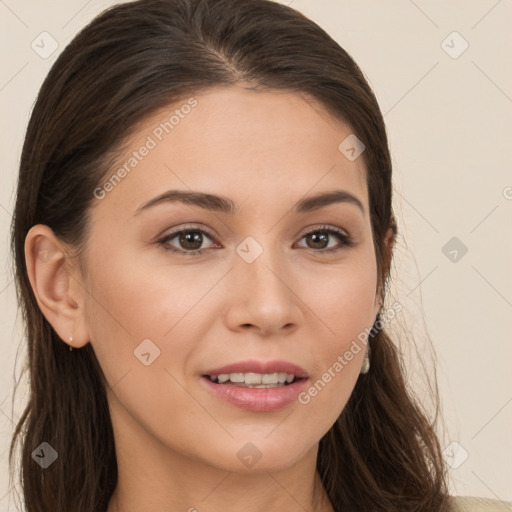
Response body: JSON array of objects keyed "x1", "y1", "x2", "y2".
[{"x1": 25, "y1": 84, "x2": 394, "y2": 512}]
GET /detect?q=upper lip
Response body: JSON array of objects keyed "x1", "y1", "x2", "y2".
[{"x1": 203, "y1": 360, "x2": 309, "y2": 378}]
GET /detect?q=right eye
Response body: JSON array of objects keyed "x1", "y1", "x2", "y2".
[{"x1": 158, "y1": 226, "x2": 218, "y2": 256}]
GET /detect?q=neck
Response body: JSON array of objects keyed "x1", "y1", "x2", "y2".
[{"x1": 108, "y1": 470, "x2": 334, "y2": 512}]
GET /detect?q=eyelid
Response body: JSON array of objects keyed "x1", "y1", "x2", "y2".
[
  {"x1": 164, "y1": 223, "x2": 217, "y2": 240},
  {"x1": 297, "y1": 223, "x2": 349, "y2": 238}
]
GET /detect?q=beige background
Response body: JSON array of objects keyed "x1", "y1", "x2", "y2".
[{"x1": 1, "y1": 0, "x2": 511, "y2": 509}]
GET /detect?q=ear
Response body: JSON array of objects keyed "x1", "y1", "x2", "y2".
[
  {"x1": 374, "y1": 226, "x2": 396, "y2": 316},
  {"x1": 24, "y1": 224, "x2": 90, "y2": 349}
]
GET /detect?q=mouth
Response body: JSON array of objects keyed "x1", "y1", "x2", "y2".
[
  {"x1": 204, "y1": 372, "x2": 304, "y2": 388},
  {"x1": 200, "y1": 360, "x2": 309, "y2": 412}
]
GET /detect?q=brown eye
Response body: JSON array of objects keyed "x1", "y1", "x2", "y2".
[
  {"x1": 297, "y1": 227, "x2": 353, "y2": 252},
  {"x1": 177, "y1": 231, "x2": 204, "y2": 251},
  {"x1": 159, "y1": 228, "x2": 216, "y2": 256},
  {"x1": 304, "y1": 231, "x2": 330, "y2": 250}
]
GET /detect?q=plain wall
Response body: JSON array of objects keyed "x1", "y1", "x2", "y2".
[{"x1": 1, "y1": 0, "x2": 511, "y2": 509}]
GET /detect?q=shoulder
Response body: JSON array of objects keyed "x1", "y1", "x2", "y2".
[{"x1": 449, "y1": 495, "x2": 512, "y2": 512}]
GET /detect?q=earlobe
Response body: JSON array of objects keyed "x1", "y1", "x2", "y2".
[
  {"x1": 24, "y1": 224, "x2": 89, "y2": 349},
  {"x1": 384, "y1": 225, "x2": 395, "y2": 258}
]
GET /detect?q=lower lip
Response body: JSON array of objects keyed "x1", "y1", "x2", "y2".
[{"x1": 200, "y1": 376, "x2": 309, "y2": 412}]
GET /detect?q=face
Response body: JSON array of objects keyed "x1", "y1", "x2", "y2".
[{"x1": 78, "y1": 85, "x2": 382, "y2": 473}]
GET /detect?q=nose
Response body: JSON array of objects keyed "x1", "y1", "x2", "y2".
[{"x1": 223, "y1": 242, "x2": 302, "y2": 337}]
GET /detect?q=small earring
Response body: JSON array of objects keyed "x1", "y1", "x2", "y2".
[
  {"x1": 360, "y1": 312, "x2": 381, "y2": 374},
  {"x1": 69, "y1": 336, "x2": 73, "y2": 351}
]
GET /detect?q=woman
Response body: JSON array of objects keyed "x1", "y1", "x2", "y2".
[{"x1": 8, "y1": 0, "x2": 510, "y2": 511}]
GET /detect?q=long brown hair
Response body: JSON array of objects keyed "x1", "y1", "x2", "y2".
[{"x1": 9, "y1": 0, "x2": 452, "y2": 510}]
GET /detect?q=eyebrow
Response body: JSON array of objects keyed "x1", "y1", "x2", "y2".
[{"x1": 134, "y1": 189, "x2": 365, "y2": 217}]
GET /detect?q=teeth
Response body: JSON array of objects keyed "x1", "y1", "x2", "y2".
[
  {"x1": 244, "y1": 373, "x2": 261, "y2": 385},
  {"x1": 210, "y1": 372, "x2": 297, "y2": 385},
  {"x1": 261, "y1": 373, "x2": 279, "y2": 384}
]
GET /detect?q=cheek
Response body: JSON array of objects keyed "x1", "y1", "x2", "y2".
[
  {"x1": 297, "y1": 255, "x2": 377, "y2": 413},
  {"x1": 84, "y1": 238, "x2": 210, "y2": 337},
  {"x1": 303, "y1": 250, "x2": 378, "y2": 345},
  {"x1": 83, "y1": 248, "x2": 227, "y2": 454}
]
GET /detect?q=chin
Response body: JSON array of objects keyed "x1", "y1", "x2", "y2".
[{"x1": 197, "y1": 434, "x2": 317, "y2": 474}]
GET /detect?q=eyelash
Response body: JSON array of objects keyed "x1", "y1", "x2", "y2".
[{"x1": 158, "y1": 224, "x2": 354, "y2": 257}]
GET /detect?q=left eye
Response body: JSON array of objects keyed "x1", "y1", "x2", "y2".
[
  {"x1": 296, "y1": 228, "x2": 352, "y2": 251},
  {"x1": 159, "y1": 226, "x2": 353, "y2": 256}
]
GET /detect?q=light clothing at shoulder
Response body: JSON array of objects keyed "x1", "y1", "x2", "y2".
[{"x1": 450, "y1": 495, "x2": 512, "y2": 512}]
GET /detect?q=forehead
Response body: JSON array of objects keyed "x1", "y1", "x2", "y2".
[{"x1": 93, "y1": 85, "x2": 369, "y2": 218}]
